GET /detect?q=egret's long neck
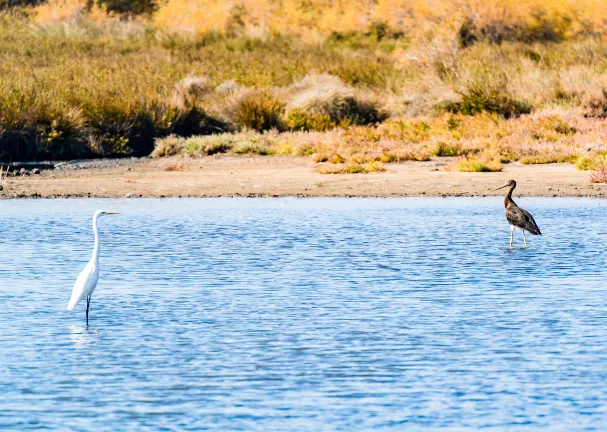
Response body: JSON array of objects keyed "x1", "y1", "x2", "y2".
[{"x1": 92, "y1": 215, "x2": 100, "y2": 265}]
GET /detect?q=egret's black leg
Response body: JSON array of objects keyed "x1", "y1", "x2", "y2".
[{"x1": 86, "y1": 295, "x2": 90, "y2": 326}]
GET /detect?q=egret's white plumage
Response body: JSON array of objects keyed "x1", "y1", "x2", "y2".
[{"x1": 67, "y1": 210, "x2": 119, "y2": 324}]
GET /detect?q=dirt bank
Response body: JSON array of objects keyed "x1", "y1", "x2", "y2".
[{"x1": 1, "y1": 156, "x2": 606, "y2": 198}]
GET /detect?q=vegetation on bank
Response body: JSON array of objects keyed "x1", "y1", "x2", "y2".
[
  {"x1": 1, "y1": 0, "x2": 607, "y2": 179},
  {"x1": 154, "y1": 110, "x2": 606, "y2": 173},
  {"x1": 25, "y1": 0, "x2": 607, "y2": 42}
]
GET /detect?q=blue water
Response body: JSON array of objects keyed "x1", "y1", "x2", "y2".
[{"x1": 0, "y1": 197, "x2": 606, "y2": 431}]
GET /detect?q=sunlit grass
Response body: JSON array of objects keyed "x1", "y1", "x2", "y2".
[
  {"x1": 576, "y1": 153, "x2": 607, "y2": 171},
  {"x1": 315, "y1": 161, "x2": 386, "y2": 174},
  {"x1": 3, "y1": 1, "x2": 607, "y2": 164},
  {"x1": 142, "y1": 0, "x2": 607, "y2": 43},
  {"x1": 454, "y1": 153, "x2": 504, "y2": 172},
  {"x1": 153, "y1": 110, "x2": 607, "y2": 175}
]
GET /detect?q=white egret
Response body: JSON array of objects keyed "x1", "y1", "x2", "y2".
[{"x1": 67, "y1": 210, "x2": 119, "y2": 325}]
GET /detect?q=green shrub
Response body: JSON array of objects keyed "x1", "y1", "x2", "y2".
[
  {"x1": 232, "y1": 141, "x2": 274, "y2": 155},
  {"x1": 456, "y1": 153, "x2": 503, "y2": 172},
  {"x1": 182, "y1": 135, "x2": 235, "y2": 156},
  {"x1": 152, "y1": 135, "x2": 182, "y2": 157},
  {"x1": 84, "y1": 101, "x2": 223, "y2": 157},
  {"x1": 367, "y1": 160, "x2": 386, "y2": 172},
  {"x1": 448, "y1": 76, "x2": 532, "y2": 119},
  {"x1": 379, "y1": 153, "x2": 398, "y2": 163},
  {"x1": 325, "y1": 21, "x2": 406, "y2": 52},
  {"x1": 433, "y1": 141, "x2": 471, "y2": 157},
  {"x1": 344, "y1": 163, "x2": 368, "y2": 173},
  {"x1": 225, "y1": 91, "x2": 284, "y2": 132},
  {"x1": 0, "y1": 101, "x2": 89, "y2": 161},
  {"x1": 84, "y1": 100, "x2": 177, "y2": 156},
  {"x1": 576, "y1": 156, "x2": 595, "y2": 170},
  {"x1": 286, "y1": 109, "x2": 335, "y2": 131},
  {"x1": 575, "y1": 154, "x2": 606, "y2": 170}
]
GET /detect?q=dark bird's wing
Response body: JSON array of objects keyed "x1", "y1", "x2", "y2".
[{"x1": 506, "y1": 206, "x2": 541, "y2": 235}]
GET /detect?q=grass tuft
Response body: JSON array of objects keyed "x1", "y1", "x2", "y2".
[
  {"x1": 222, "y1": 90, "x2": 284, "y2": 132},
  {"x1": 367, "y1": 160, "x2": 386, "y2": 172},
  {"x1": 327, "y1": 153, "x2": 345, "y2": 164},
  {"x1": 432, "y1": 141, "x2": 472, "y2": 157},
  {"x1": 152, "y1": 135, "x2": 183, "y2": 158},
  {"x1": 575, "y1": 153, "x2": 607, "y2": 171},
  {"x1": 455, "y1": 153, "x2": 503, "y2": 172},
  {"x1": 590, "y1": 165, "x2": 607, "y2": 183},
  {"x1": 448, "y1": 73, "x2": 532, "y2": 119},
  {"x1": 285, "y1": 74, "x2": 388, "y2": 130}
]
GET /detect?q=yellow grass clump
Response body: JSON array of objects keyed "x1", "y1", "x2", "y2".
[
  {"x1": 454, "y1": 152, "x2": 504, "y2": 172},
  {"x1": 575, "y1": 153, "x2": 607, "y2": 171},
  {"x1": 31, "y1": 0, "x2": 114, "y2": 25},
  {"x1": 153, "y1": 0, "x2": 232, "y2": 36},
  {"x1": 147, "y1": 0, "x2": 607, "y2": 42},
  {"x1": 315, "y1": 161, "x2": 386, "y2": 174}
]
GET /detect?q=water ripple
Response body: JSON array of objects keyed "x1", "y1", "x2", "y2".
[{"x1": 0, "y1": 197, "x2": 606, "y2": 430}]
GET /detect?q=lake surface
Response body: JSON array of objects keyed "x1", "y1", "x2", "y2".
[{"x1": 1, "y1": 197, "x2": 606, "y2": 431}]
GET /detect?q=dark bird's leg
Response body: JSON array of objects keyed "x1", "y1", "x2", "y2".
[
  {"x1": 523, "y1": 230, "x2": 527, "y2": 247},
  {"x1": 86, "y1": 295, "x2": 90, "y2": 326}
]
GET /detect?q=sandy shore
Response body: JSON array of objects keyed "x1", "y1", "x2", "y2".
[{"x1": 1, "y1": 155, "x2": 606, "y2": 198}]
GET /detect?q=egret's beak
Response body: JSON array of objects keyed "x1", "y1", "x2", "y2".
[
  {"x1": 491, "y1": 183, "x2": 510, "y2": 192},
  {"x1": 105, "y1": 212, "x2": 120, "y2": 215}
]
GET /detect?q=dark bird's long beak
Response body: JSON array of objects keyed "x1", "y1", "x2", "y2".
[{"x1": 492, "y1": 183, "x2": 509, "y2": 191}]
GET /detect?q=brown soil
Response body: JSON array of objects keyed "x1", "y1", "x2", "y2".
[{"x1": 1, "y1": 156, "x2": 606, "y2": 198}]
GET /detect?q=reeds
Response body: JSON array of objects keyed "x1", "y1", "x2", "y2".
[{"x1": 1, "y1": 0, "x2": 607, "y2": 165}]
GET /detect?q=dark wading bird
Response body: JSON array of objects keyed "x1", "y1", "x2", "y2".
[{"x1": 493, "y1": 180, "x2": 541, "y2": 248}]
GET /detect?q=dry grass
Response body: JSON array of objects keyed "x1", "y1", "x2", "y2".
[
  {"x1": 145, "y1": 0, "x2": 607, "y2": 43},
  {"x1": 454, "y1": 153, "x2": 504, "y2": 172},
  {"x1": 164, "y1": 161, "x2": 186, "y2": 172},
  {"x1": 2, "y1": 1, "x2": 607, "y2": 167},
  {"x1": 285, "y1": 74, "x2": 388, "y2": 130},
  {"x1": 0, "y1": 16, "x2": 405, "y2": 160},
  {"x1": 590, "y1": 165, "x2": 607, "y2": 183},
  {"x1": 315, "y1": 161, "x2": 386, "y2": 174},
  {"x1": 154, "y1": 109, "x2": 607, "y2": 174},
  {"x1": 151, "y1": 135, "x2": 182, "y2": 158}
]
